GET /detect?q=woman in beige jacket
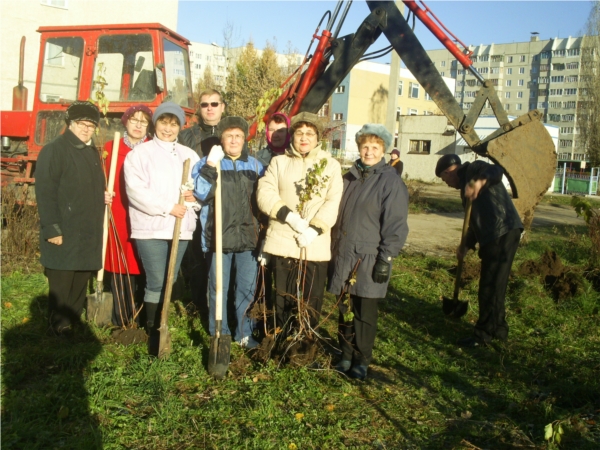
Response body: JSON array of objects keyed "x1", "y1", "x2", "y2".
[{"x1": 257, "y1": 112, "x2": 343, "y2": 336}]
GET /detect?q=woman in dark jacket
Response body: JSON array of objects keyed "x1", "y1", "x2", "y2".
[
  {"x1": 36, "y1": 101, "x2": 111, "y2": 335},
  {"x1": 328, "y1": 124, "x2": 409, "y2": 380}
]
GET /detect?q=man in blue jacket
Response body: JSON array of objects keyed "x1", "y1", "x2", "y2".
[
  {"x1": 193, "y1": 117, "x2": 265, "y2": 350},
  {"x1": 436, "y1": 154, "x2": 523, "y2": 347}
]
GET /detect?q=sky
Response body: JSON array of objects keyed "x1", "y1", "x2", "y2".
[{"x1": 177, "y1": 0, "x2": 594, "y2": 60}]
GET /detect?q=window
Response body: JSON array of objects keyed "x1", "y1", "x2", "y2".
[
  {"x1": 548, "y1": 114, "x2": 561, "y2": 121},
  {"x1": 195, "y1": 64, "x2": 201, "y2": 69},
  {"x1": 564, "y1": 88, "x2": 577, "y2": 95},
  {"x1": 516, "y1": 103, "x2": 523, "y2": 110},
  {"x1": 408, "y1": 108, "x2": 418, "y2": 115},
  {"x1": 541, "y1": 51, "x2": 551, "y2": 59},
  {"x1": 457, "y1": 81, "x2": 465, "y2": 87},
  {"x1": 409, "y1": 82, "x2": 420, "y2": 98},
  {"x1": 506, "y1": 80, "x2": 512, "y2": 87},
  {"x1": 562, "y1": 114, "x2": 575, "y2": 121},
  {"x1": 567, "y1": 48, "x2": 580, "y2": 57},
  {"x1": 533, "y1": 55, "x2": 540, "y2": 62},
  {"x1": 552, "y1": 63, "x2": 565, "y2": 71},
  {"x1": 517, "y1": 91, "x2": 523, "y2": 98},
  {"x1": 564, "y1": 101, "x2": 576, "y2": 108},
  {"x1": 423, "y1": 111, "x2": 433, "y2": 115},
  {"x1": 458, "y1": 69, "x2": 465, "y2": 75},
  {"x1": 566, "y1": 62, "x2": 579, "y2": 69},
  {"x1": 491, "y1": 55, "x2": 502, "y2": 62},
  {"x1": 566, "y1": 75, "x2": 578, "y2": 83},
  {"x1": 505, "y1": 103, "x2": 510, "y2": 110},
  {"x1": 408, "y1": 140, "x2": 431, "y2": 154},
  {"x1": 531, "y1": 67, "x2": 539, "y2": 74},
  {"x1": 507, "y1": 68, "x2": 513, "y2": 75},
  {"x1": 440, "y1": 71, "x2": 445, "y2": 76},
  {"x1": 539, "y1": 76, "x2": 549, "y2": 83},
  {"x1": 479, "y1": 55, "x2": 489, "y2": 62},
  {"x1": 549, "y1": 101, "x2": 562, "y2": 108},
  {"x1": 333, "y1": 113, "x2": 344, "y2": 120},
  {"x1": 464, "y1": 103, "x2": 472, "y2": 110},
  {"x1": 538, "y1": 102, "x2": 547, "y2": 109},
  {"x1": 396, "y1": 107, "x2": 402, "y2": 120},
  {"x1": 44, "y1": 41, "x2": 65, "y2": 67},
  {"x1": 505, "y1": 92, "x2": 511, "y2": 98},
  {"x1": 520, "y1": 55, "x2": 526, "y2": 62},
  {"x1": 335, "y1": 85, "x2": 345, "y2": 93},
  {"x1": 478, "y1": 67, "x2": 489, "y2": 74},
  {"x1": 425, "y1": 92, "x2": 432, "y2": 101},
  {"x1": 519, "y1": 67, "x2": 525, "y2": 74},
  {"x1": 465, "y1": 91, "x2": 477, "y2": 98},
  {"x1": 560, "y1": 127, "x2": 574, "y2": 133},
  {"x1": 552, "y1": 50, "x2": 565, "y2": 57},
  {"x1": 530, "y1": 91, "x2": 537, "y2": 98},
  {"x1": 163, "y1": 38, "x2": 193, "y2": 107},
  {"x1": 491, "y1": 67, "x2": 500, "y2": 74},
  {"x1": 40, "y1": 0, "x2": 68, "y2": 8},
  {"x1": 530, "y1": 102, "x2": 537, "y2": 110},
  {"x1": 518, "y1": 79, "x2": 524, "y2": 86},
  {"x1": 441, "y1": 60, "x2": 446, "y2": 67},
  {"x1": 560, "y1": 139, "x2": 573, "y2": 147},
  {"x1": 539, "y1": 89, "x2": 548, "y2": 96},
  {"x1": 507, "y1": 56, "x2": 514, "y2": 63},
  {"x1": 540, "y1": 64, "x2": 550, "y2": 71},
  {"x1": 454, "y1": 92, "x2": 463, "y2": 99},
  {"x1": 551, "y1": 76, "x2": 564, "y2": 83},
  {"x1": 398, "y1": 80, "x2": 403, "y2": 95},
  {"x1": 549, "y1": 89, "x2": 563, "y2": 96}
]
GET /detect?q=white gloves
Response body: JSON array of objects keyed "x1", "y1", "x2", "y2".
[
  {"x1": 285, "y1": 212, "x2": 309, "y2": 233},
  {"x1": 207, "y1": 145, "x2": 225, "y2": 165},
  {"x1": 257, "y1": 240, "x2": 270, "y2": 266},
  {"x1": 181, "y1": 180, "x2": 201, "y2": 211},
  {"x1": 296, "y1": 227, "x2": 319, "y2": 248}
]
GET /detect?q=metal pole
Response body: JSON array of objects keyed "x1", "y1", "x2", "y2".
[
  {"x1": 385, "y1": 1, "x2": 404, "y2": 148},
  {"x1": 561, "y1": 162, "x2": 566, "y2": 195}
]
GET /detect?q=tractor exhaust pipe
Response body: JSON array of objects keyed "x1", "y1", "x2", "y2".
[{"x1": 13, "y1": 36, "x2": 28, "y2": 111}]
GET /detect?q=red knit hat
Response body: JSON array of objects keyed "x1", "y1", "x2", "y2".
[{"x1": 121, "y1": 104, "x2": 153, "y2": 126}]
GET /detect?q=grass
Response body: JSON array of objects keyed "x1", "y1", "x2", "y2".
[{"x1": 2, "y1": 224, "x2": 599, "y2": 449}]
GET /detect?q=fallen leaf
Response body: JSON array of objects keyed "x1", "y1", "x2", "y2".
[
  {"x1": 325, "y1": 404, "x2": 335, "y2": 412},
  {"x1": 252, "y1": 377, "x2": 258, "y2": 383},
  {"x1": 288, "y1": 444, "x2": 298, "y2": 450},
  {"x1": 461, "y1": 410, "x2": 472, "y2": 419},
  {"x1": 295, "y1": 413, "x2": 304, "y2": 422},
  {"x1": 57, "y1": 406, "x2": 69, "y2": 419},
  {"x1": 22, "y1": 317, "x2": 29, "y2": 324},
  {"x1": 3, "y1": 302, "x2": 12, "y2": 309}
]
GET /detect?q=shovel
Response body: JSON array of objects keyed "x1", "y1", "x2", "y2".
[
  {"x1": 157, "y1": 158, "x2": 191, "y2": 359},
  {"x1": 442, "y1": 197, "x2": 472, "y2": 318},
  {"x1": 208, "y1": 163, "x2": 231, "y2": 379},
  {"x1": 87, "y1": 132, "x2": 120, "y2": 327}
]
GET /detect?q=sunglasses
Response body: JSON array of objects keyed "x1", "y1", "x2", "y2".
[{"x1": 200, "y1": 102, "x2": 221, "y2": 108}]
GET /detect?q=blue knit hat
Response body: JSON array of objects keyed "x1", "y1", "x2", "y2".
[
  {"x1": 153, "y1": 101, "x2": 186, "y2": 127},
  {"x1": 355, "y1": 124, "x2": 393, "y2": 151}
]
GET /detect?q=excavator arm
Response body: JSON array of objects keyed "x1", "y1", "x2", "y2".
[{"x1": 252, "y1": 0, "x2": 556, "y2": 226}]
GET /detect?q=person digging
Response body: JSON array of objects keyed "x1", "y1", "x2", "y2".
[{"x1": 435, "y1": 154, "x2": 523, "y2": 348}]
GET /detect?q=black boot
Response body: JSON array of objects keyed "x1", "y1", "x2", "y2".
[
  {"x1": 145, "y1": 302, "x2": 161, "y2": 356},
  {"x1": 145, "y1": 302, "x2": 160, "y2": 331}
]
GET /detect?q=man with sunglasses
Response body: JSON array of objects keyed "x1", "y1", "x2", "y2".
[{"x1": 179, "y1": 89, "x2": 225, "y2": 158}]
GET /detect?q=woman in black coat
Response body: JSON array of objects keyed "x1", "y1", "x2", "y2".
[
  {"x1": 328, "y1": 124, "x2": 409, "y2": 380},
  {"x1": 36, "y1": 101, "x2": 111, "y2": 335}
]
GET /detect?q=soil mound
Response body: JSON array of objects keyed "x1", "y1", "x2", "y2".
[
  {"x1": 112, "y1": 328, "x2": 148, "y2": 346},
  {"x1": 518, "y1": 250, "x2": 585, "y2": 301}
]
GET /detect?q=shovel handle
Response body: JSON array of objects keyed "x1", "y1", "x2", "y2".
[
  {"x1": 159, "y1": 158, "x2": 191, "y2": 331},
  {"x1": 214, "y1": 163, "x2": 223, "y2": 331},
  {"x1": 453, "y1": 198, "x2": 472, "y2": 300},
  {"x1": 98, "y1": 132, "x2": 121, "y2": 286}
]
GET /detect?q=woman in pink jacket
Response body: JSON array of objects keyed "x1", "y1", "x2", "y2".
[{"x1": 124, "y1": 102, "x2": 200, "y2": 333}]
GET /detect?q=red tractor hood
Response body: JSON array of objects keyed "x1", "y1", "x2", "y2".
[{"x1": 1, "y1": 111, "x2": 32, "y2": 138}]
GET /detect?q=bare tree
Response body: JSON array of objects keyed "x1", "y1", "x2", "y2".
[{"x1": 578, "y1": 1, "x2": 600, "y2": 167}]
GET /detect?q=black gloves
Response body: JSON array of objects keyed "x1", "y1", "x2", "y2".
[{"x1": 372, "y1": 259, "x2": 391, "y2": 284}]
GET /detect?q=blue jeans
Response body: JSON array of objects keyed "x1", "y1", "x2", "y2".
[
  {"x1": 135, "y1": 239, "x2": 189, "y2": 304},
  {"x1": 207, "y1": 250, "x2": 258, "y2": 340}
]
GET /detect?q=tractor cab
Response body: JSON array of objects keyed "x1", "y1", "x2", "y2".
[{"x1": 1, "y1": 23, "x2": 194, "y2": 191}]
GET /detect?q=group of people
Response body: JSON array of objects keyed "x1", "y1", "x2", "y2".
[{"x1": 36, "y1": 89, "x2": 522, "y2": 380}]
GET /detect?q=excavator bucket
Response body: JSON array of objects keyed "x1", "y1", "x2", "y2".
[{"x1": 484, "y1": 118, "x2": 557, "y2": 228}]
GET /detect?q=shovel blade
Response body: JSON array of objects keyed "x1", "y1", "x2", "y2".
[
  {"x1": 86, "y1": 292, "x2": 113, "y2": 327},
  {"x1": 207, "y1": 334, "x2": 231, "y2": 380},
  {"x1": 442, "y1": 296, "x2": 469, "y2": 318},
  {"x1": 157, "y1": 326, "x2": 172, "y2": 359}
]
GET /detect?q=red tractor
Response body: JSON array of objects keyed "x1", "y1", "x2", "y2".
[{"x1": 1, "y1": 23, "x2": 195, "y2": 201}]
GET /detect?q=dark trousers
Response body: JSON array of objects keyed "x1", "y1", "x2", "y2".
[
  {"x1": 107, "y1": 272, "x2": 145, "y2": 327},
  {"x1": 338, "y1": 295, "x2": 380, "y2": 366},
  {"x1": 474, "y1": 228, "x2": 521, "y2": 343},
  {"x1": 45, "y1": 268, "x2": 93, "y2": 332},
  {"x1": 272, "y1": 256, "x2": 327, "y2": 331},
  {"x1": 183, "y1": 226, "x2": 209, "y2": 318}
]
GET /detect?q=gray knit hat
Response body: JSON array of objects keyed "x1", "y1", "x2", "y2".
[
  {"x1": 290, "y1": 112, "x2": 323, "y2": 140},
  {"x1": 153, "y1": 101, "x2": 186, "y2": 127},
  {"x1": 355, "y1": 124, "x2": 393, "y2": 151},
  {"x1": 217, "y1": 116, "x2": 248, "y2": 138}
]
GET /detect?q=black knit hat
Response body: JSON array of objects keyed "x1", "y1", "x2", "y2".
[
  {"x1": 435, "y1": 154, "x2": 462, "y2": 177},
  {"x1": 217, "y1": 116, "x2": 248, "y2": 138},
  {"x1": 65, "y1": 100, "x2": 100, "y2": 125}
]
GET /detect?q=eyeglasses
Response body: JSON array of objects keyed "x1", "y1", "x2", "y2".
[
  {"x1": 128, "y1": 118, "x2": 149, "y2": 127},
  {"x1": 222, "y1": 133, "x2": 245, "y2": 142},
  {"x1": 294, "y1": 131, "x2": 317, "y2": 138},
  {"x1": 74, "y1": 121, "x2": 96, "y2": 131},
  {"x1": 200, "y1": 102, "x2": 221, "y2": 108}
]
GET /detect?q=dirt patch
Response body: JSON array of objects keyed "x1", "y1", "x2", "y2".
[
  {"x1": 252, "y1": 333, "x2": 320, "y2": 368},
  {"x1": 111, "y1": 328, "x2": 148, "y2": 346},
  {"x1": 518, "y1": 250, "x2": 586, "y2": 301},
  {"x1": 584, "y1": 268, "x2": 600, "y2": 294}
]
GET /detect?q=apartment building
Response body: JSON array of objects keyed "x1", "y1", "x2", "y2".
[
  {"x1": 427, "y1": 36, "x2": 589, "y2": 167},
  {"x1": 329, "y1": 60, "x2": 456, "y2": 160}
]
